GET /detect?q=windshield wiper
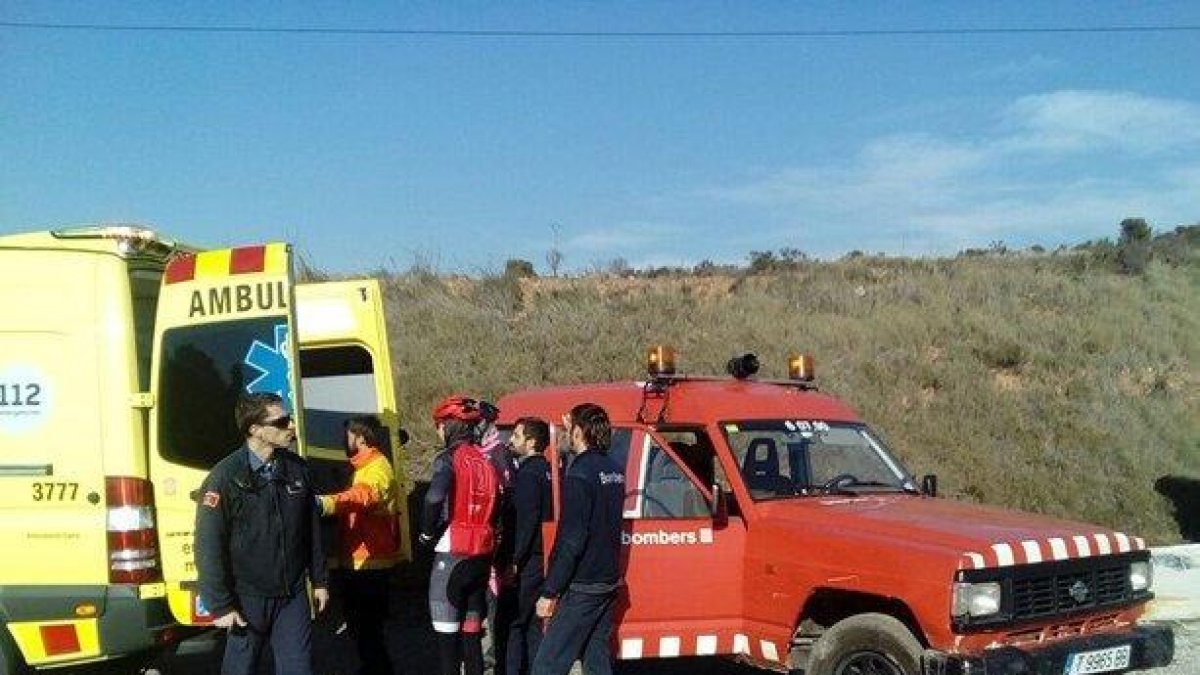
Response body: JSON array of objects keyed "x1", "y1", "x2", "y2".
[{"x1": 806, "y1": 481, "x2": 913, "y2": 495}]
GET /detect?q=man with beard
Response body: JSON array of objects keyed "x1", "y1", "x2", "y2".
[{"x1": 318, "y1": 415, "x2": 401, "y2": 675}]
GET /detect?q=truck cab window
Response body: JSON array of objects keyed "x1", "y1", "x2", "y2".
[{"x1": 639, "y1": 442, "x2": 709, "y2": 520}]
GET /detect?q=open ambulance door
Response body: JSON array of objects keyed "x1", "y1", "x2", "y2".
[
  {"x1": 147, "y1": 244, "x2": 303, "y2": 626},
  {"x1": 294, "y1": 279, "x2": 411, "y2": 566}
]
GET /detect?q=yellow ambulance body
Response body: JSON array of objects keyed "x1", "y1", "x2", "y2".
[{"x1": 0, "y1": 227, "x2": 410, "y2": 672}]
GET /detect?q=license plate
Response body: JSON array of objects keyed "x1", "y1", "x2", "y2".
[{"x1": 1064, "y1": 644, "x2": 1131, "y2": 675}]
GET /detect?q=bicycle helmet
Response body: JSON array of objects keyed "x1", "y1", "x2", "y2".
[{"x1": 431, "y1": 394, "x2": 483, "y2": 424}]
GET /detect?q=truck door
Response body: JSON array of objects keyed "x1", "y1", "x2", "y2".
[
  {"x1": 147, "y1": 244, "x2": 302, "y2": 625},
  {"x1": 294, "y1": 279, "x2": 411, "y2": 565},
  {"x1": 615, "y1": 427, "x2": 748, "y2": 660}
]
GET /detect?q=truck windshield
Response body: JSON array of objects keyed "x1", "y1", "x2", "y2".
[{"x1": 722, "y1": 420, "x2": 915, "y2": 500}]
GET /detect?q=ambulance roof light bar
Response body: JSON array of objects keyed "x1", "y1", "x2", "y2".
[{"x1": 52, "y1": 224, "x2": 177, "y2": 256}]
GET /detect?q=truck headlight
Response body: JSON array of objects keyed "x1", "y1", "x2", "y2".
[
  {"x1": 1130, "y1": 561, "x2": 1152, "y2": 592},
  {"x1": 952, "y1": 581, "x2": 1002, "y2": 618}
]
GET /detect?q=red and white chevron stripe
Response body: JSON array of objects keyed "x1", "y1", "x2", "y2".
[
  {"x1": 619, "y1": 633, "x2": 783, "y2": 662},
  {"x1": 959, "y1": 532, "x2": 1147, "y2": 569}
]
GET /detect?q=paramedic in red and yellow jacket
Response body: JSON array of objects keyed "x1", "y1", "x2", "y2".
[{"x1": 318, "y1": 415, "x2": 400, "y2": 675}]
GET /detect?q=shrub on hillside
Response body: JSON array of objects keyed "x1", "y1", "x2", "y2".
[
  {"x1": 504, "y1": 258, "x2": 536, "y2": 279},
  {"x1": 1118, "y1": 217, "x2": 1152, "y2": 275}
]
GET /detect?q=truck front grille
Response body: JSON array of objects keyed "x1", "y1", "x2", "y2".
[
  {"x1": 1010, "y1": 561, "x2": 1131, "y2": 620},
  {"x1": 954, "y1": 551, "x2": 1150, "y2": 632}
]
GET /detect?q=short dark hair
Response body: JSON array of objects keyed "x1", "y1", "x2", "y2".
[
  {"x1": 235, "y1": 392, "x2": 284, "y2": 437},
  {"x1": 515, "y1": 417, "x2": 549, "y2": 453},
  {"x1": 569, "y1": 403, "x2": 611, "y2": 453},
  {"x1": 344, "y1": 415, "x2": 385, "y2": 448}
]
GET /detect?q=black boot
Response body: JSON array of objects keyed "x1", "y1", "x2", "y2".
[{"x1": 435, "y1": 632, "x2": 460, "y2": 675}]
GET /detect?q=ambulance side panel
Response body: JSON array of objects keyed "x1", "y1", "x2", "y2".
[
  {"x1": 295, "y1": 279, "x2": 412, "y2": 565},
  {"x1": 147, "y1": 244, "x2": 301, "y2": 625},
  {"x1": 0, "y1": 247, "x2": 172, "y2": 667}
]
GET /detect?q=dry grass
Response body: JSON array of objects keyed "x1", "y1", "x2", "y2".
[{"x1": 375, "y1": 251, "x2": 1198, "y2": 543}]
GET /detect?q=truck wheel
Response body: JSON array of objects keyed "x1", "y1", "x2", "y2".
[
  {"x1": 0, "y1": 624, "x2": 29, "y2": 675},
  {"x1": 807, "y1": 613, "x2": 922, "y2": 675}
]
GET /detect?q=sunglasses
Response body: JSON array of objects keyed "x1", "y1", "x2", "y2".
[{"x1": 260, "y1": 415, "x2": 293, "y2": 430}]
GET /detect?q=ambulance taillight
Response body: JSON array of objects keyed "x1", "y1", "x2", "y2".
[{"x1": 105, "y1": 477, "x2": 162, "y2": 584}]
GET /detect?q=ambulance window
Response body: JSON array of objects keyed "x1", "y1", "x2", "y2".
[
  {"x1": 639, "y1": 442, "x2": 709, "y2": 519},
  {"x1": 129, "y1": 270, "x2": 161, "y2": 391},
  {"x1": 299, "y1": 345, "x2": 379, "y2": 454},
  {"x1": 158, "y1": 318, "x2": 284, "y2": 470}
]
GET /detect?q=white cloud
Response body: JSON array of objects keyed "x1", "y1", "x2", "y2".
[
  {"x1": 705, "y1": 89, "x2": 1200, "y2": 254},
  {"x1": 1003, "y1": 90, "x2": 1200, "y2": 154}
]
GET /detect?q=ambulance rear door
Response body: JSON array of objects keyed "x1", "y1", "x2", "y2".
[
  {"x1": 294, "y1": 279, "x2": 410, "y2": 565},
  {"x1": 147, "y1": 244, "x2": 302, "y2": 625}
]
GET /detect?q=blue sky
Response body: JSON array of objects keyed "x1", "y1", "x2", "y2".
[{"x1": 2, "y1": 2, "x2": 1198, "y2": 274}]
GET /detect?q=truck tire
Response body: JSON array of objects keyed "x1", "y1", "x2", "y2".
[
  {"x1": 0, "y1": 623, "x2": 29, "y2": 675},
  {"x1": 806, "y1": 613, "x2": 923, "y2": 675}
]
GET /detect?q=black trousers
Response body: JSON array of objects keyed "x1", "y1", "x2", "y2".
[
  {"x1": 222, "y1": 592, "x2": 312, "y2": 675},
  {"x1": 336, "y1": 568, "x2": 394, "y2": 675},
  {"x1": 504, "y1": 564, "x2": 546, "y2": 675},
  {"x1": 530, "y1": 590, "x2": 616, "y2": 675}
]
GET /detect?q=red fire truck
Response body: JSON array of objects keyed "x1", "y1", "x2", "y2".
[{"x1": 495, "y1": 348, "x2": 1174, "y2": 675}]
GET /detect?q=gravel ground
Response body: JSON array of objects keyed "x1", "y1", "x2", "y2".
[
  {"x1": 61, "y1": 563, "x2": 1197, "y2": 675},
  {"x1": 81, "y1": 617, "x2": 1197, "y2": 675},
  {"x1": 1158, "y1": 620, "x2": 1198, "y2": 675}
]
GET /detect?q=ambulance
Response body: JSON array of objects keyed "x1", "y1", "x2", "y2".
[
  {"x1": 0, "y1": 226, "x2": 410, "y2": 672},
  {"x1": 496, "y1": 348, "x2": 1174, "y2": 675}
]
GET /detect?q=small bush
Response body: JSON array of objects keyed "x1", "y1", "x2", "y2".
[{"x1": 503, "y1": 258, "x2": 536, "y2": 279}]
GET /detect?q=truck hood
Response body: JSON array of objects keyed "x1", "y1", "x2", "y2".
[{"x1": 757, "y1": 494, "x2": 1147, "y2": 570}]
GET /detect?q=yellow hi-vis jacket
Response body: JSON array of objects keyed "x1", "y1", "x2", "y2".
[{"x1": 318, "y1": 448, "x2": 400, "y2": 570}]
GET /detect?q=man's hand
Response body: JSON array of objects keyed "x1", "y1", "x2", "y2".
[
  {"x1": 213, "y1": 610, "x2": 247, "y2": 630},
  {"x1": 535, "y1": 596, "x2": 558, "y2": 619},
  {"x1": 313, "y1": 587, "x2": 329, "y2": 614}
]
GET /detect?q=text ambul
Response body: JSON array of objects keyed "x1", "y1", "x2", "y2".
[{"x1": 188, "y1": 282, "x2": 287, "y2": 318}]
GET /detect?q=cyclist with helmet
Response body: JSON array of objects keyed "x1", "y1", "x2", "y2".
[{"x1": 420, "y1": 395, "x2": 502, "y2": 675}]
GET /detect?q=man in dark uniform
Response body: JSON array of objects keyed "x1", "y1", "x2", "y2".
[
  {"x1": 531, "y1": 404, "x2": 625, "y2": 675},
  {"x1": 503, "y1": 417, "x2": 552, "y2": 675},
  {"x1": 195, "y1": 392, "x2": 329, "y2": 675}
]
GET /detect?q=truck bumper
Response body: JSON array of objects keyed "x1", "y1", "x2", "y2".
[{"x1": 923, "y1": 624, "x2": 1174, "y2": 675}]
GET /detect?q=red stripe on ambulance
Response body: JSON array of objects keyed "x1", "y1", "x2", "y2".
[
  {"x1": 163, "y1": 254, "x2": 197, "y2": 284},
  {"x1": 229, "y1": 246, "x2": 267, "y2": 274}
]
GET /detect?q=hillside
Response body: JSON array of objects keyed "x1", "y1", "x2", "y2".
[{"x1": 369, "y1": 234, "x2": 1198, "y2": 543}]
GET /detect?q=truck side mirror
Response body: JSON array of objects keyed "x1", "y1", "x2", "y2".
[
  {"x1": 921, "y1": 474, "x2": 938, "y2": 497},
  {"x1": 711, "y1": 484, "x2": 729, "y2": 528}
]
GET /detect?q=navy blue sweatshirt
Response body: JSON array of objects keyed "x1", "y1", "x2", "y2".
[
  {"x1": 542, "y1": 449, "x2": 625, "y2": 597},
  {"x1": 195, "y1": 447, "x2": 327, "y2": 616},
  {"x1": 509, "y1": 453, "x2": 552, "y2": 573}
]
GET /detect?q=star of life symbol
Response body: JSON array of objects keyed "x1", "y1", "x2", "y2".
[{"x1": 244, "y1": 324, "x2": 293, "y2": 410}]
